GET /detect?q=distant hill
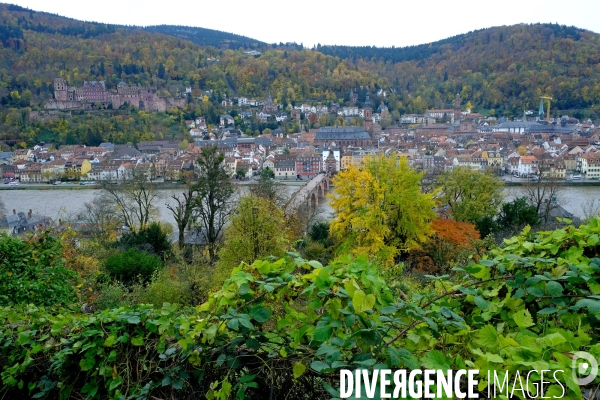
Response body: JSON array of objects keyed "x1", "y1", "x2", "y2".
[
  {"x1": 316, "y1": 24, "x2": 586, "y2": 64},
  {"x1": 1, "y1": 2, "x2": 600, "y2": 149},
  {"x1": 0, "y1": 3, "x2": 264, "y2": 50},
  {"x1": 313, "y1": 24, "x2": 600, "y2": 119},
  {"x1": 143, "y1": 25, "x2": 265, "y2": 49}
]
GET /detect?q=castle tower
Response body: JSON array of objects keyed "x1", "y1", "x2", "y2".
[
  {"x1": 54, "y1": 78, "x2": 67, "y2": 101},
  {"x1": 453, "y1": 93, "x2": 461, "y2": 123},
  {"x1": 363, "y1": 94, "x2": 373, "y2": 135}
]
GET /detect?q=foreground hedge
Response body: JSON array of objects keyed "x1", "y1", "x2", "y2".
[{"x1": 2, "y1": 219, "x2": 600, "y2": 399}]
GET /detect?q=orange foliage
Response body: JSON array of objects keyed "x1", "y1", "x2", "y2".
[{"x1": 431, "y1": 218, "x2": 480, "y2": 247}]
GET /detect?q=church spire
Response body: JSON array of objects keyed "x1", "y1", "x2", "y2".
[{"x1": 538, "y1": 99, "x2": 545, "y2": 119}]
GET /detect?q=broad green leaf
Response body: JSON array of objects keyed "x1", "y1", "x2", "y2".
[
  {"x1": 422, "y1": 350, "x2": 451, "y2": 370},
  {"x1": 541, "y1": 332, "x2": 567, "y2": 347},
  {"x1": 485, "y1": 353, "x2": 504, "y2": 363},
  {"x1": 344, "y1": 279, "x2": 359, "y2": 298},
  {"x1": 512, "y1": 309, "x2": 535, "y2": 328},
  {"x1": 238, "y1": 283, "x2": 251, "y2": 295},
  {"x1": 238, "y1": 318, "x2": 254, "y2": 330},
  {"x1": 130, "y1": 336, "x2": 144, "y2": 346},
  {"x1": 475, "y1": 324, "x2": 500, "y2": 349},
  {"x1": 240, "y1": 374, "x2": 256, "y2": 383},
  {"x1": 353, "y1": 289, "x2": 375, "y2": 313},
  {"x1": 474, "y1": 296, "x2": 490, "y2": 310},
  {"x1": 108, "y1": 377, "x2": 122, "y2": 391},
  {"x1": 293, "y1": 362, "x2": 306, "y2": 378},
  {"x1": 250, "y1": 306, "x2": 271, "y2": 323},
  {"x1": 103, "y1": 335, "x2": 116, "y2": 347},
  {"x1": 526, "y1": 287, "x2": 545, "y2": 298},
  {"x1": 546, "y1": 281, "x2": 563, "y2": 297},
  {"x1": 575, "y1": 299, "x2": 600, "y2": 312},
  {"x1": 313, "y1": 325, "x2": 333, "y2": 342},
  {"x1": 80, "y1": 357, "x2": 95, "y2": 371},
  {"x1": 227, "y1": 318, "x2": 239, "y2": 330},
  {"x1": 172, "y1": 378, "x2": 184, "y2": 390},
  {"x1": 310, "y1": 361, "x2": 330, "y2": 372}
]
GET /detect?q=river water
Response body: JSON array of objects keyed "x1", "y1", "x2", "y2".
[{"x1": 1, "y1": 185, "x2": 599, "y2": 226}]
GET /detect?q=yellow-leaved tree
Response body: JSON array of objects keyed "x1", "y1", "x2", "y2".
[{"x1": 329, "y1": 155, "x2": 436, "y2": 267}]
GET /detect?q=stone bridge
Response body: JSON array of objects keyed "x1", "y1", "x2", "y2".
[{"x1": 285, "y1": 173, "x2": 330, "y2": 212}]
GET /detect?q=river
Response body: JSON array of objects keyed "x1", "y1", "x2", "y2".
[
  {"x1": 0, "y1": 184, "x2": 333, "y2": 227},
  {"x1": 1, "y1": 185, "x2": 598, "y2": 226}
]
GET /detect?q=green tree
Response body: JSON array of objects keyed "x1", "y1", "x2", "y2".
[
  {"x1": 0, "y1": 232, "x2": 76, "y2": 306},
  {"x1": 218, "y1": 195, "x2": 289, "y2": 269},
  {"x1": 329, "y1": 155, "x2": 436, "y2": 266},
  {"x1": 496, "y1": 197, "x2": 539, "y2": 235},
  {"x1": 195, "y1": 146, "x2": 234, "y2": 265},
  {"x1": 436, "y1": 166, "x2": 503, "y2": 223},
  {"x1": 104, "y1": 248, "x2": 162, "y2": 284},
  {"x1": 116, "y1": 222, "x2": 171, "y2": 259}
]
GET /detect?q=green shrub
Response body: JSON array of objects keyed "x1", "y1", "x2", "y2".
[
  {"x1": 138, "y1": 267, "x2": 190, "y2": 306},
  {"x1": 93, "y1": 282, "x2": 129, "y2": 310},
  {"x1": 116, "y1": 222, "x2": 171, "y2": 258},
  {"x1": 104, "y1": 248, "x2": 162, "y2": 284},
  {"x1": 0, "y1": 232, "x2": 76, "y2": 306}
]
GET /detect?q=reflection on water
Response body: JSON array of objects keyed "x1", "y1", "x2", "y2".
[
  {"x1": 1, "y1": 185, "x2": 598, "y2": 227},
  {"x1": 0, "y1": 185, "x2": 302, "y2": 227},
  {"x1": 306, "y1": 186, "x2": 600, "y2": 221}
]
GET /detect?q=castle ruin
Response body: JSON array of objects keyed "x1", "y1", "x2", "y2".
[{"x1": 45, "y1": 78, "x2": 186, "y2": 112}]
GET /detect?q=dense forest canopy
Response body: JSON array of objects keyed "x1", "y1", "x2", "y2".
[
  {"x1": 1, "y1": 3, "x2": 600, "y2": 147},
  {"x1": 143, "y1": 25, "x2": 266, "y2": 49}
]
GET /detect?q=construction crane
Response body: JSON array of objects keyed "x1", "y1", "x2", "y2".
[{"x1": 539, "y1": 96, "x2": 553, "y2": 121}]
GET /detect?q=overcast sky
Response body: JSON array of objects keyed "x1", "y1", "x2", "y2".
[{"x1": 9, "y1": 0, "x2": 600, "y2": 48}]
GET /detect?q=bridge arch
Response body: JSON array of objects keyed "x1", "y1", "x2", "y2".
[
  {"x1": 317, "y1": 183, "x2": 324, "y2": 198},
  {"x1": 308, "y1": 192, "x2": 318, "y2": 208}
]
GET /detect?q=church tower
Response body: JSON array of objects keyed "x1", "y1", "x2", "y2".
[
  {"x1": 363, "y1": 94, "x2": 373, "y2": 135},
  {"x1": 453, "y1": 93, "x2": 461, "y2": 123},
  {"x1": 538, "y1": 99, "x2": 545, "y2": 121}
]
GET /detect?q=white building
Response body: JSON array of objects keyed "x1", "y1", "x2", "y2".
[{"x1": 517, "y1": 156, "x2": 538, "y2": 176}]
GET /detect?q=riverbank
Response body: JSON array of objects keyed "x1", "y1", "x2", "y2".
[
  {"x1": 504, "y1": 180, "x2": 600, "y2": 186},
  {"x1": 0, "y1": 182, "x2": 186, "y2": 190},
  {"x1": 0, "y1": 179, "x2": 310, "y2": 190}
]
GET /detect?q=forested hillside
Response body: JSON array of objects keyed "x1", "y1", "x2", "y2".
[
  {"x1": 347, "y1": 24, "x2": 600, "y2": 117},
  {"x1": 1, "y1": 3, "x2": 600, "y2": 147},
  {"x1": 143, "y1": 25, "x2": 265, "y2": 49}
]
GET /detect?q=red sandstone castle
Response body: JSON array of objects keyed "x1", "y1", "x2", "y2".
[{"x1": 45, "y1": 78, "x2": 185, "y2": 112}]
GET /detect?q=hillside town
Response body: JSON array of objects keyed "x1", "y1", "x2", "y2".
[{"x1": 3, "y1": 90, "x2": 600, "y2": 185}]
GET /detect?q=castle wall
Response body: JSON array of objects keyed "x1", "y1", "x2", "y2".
[{"x1": 47, "y1": 78, "x2": 183, "y2": 112}]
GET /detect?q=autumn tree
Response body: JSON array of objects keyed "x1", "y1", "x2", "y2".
[
  {"x1": 195, "y1": 146, "x2": 235, "y2": 265},
  {"x1": 218, "y1": 195, "x2": 290, "y2": 270},
  {"x1": 79, "y1": 194, "x2": 121, "y2": 244},
  {"x1": 522, "y1": 154, "x2": 561, "y2": 226},
  {"x1": 103, "y1": 174, "x2": 159, "y2": 232},
  {"x1": 167, "y1": 173, "x2": 199, "y2": 249},
  {"x1": 329, "y1": 155, "x2": 436, "y2": 266},
  {"x1": 421, "y1": 218, "x2": 480, "y2": 273},
  {"x1": 435, "y1": 166, "x2": 503, "y2": 224}
]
